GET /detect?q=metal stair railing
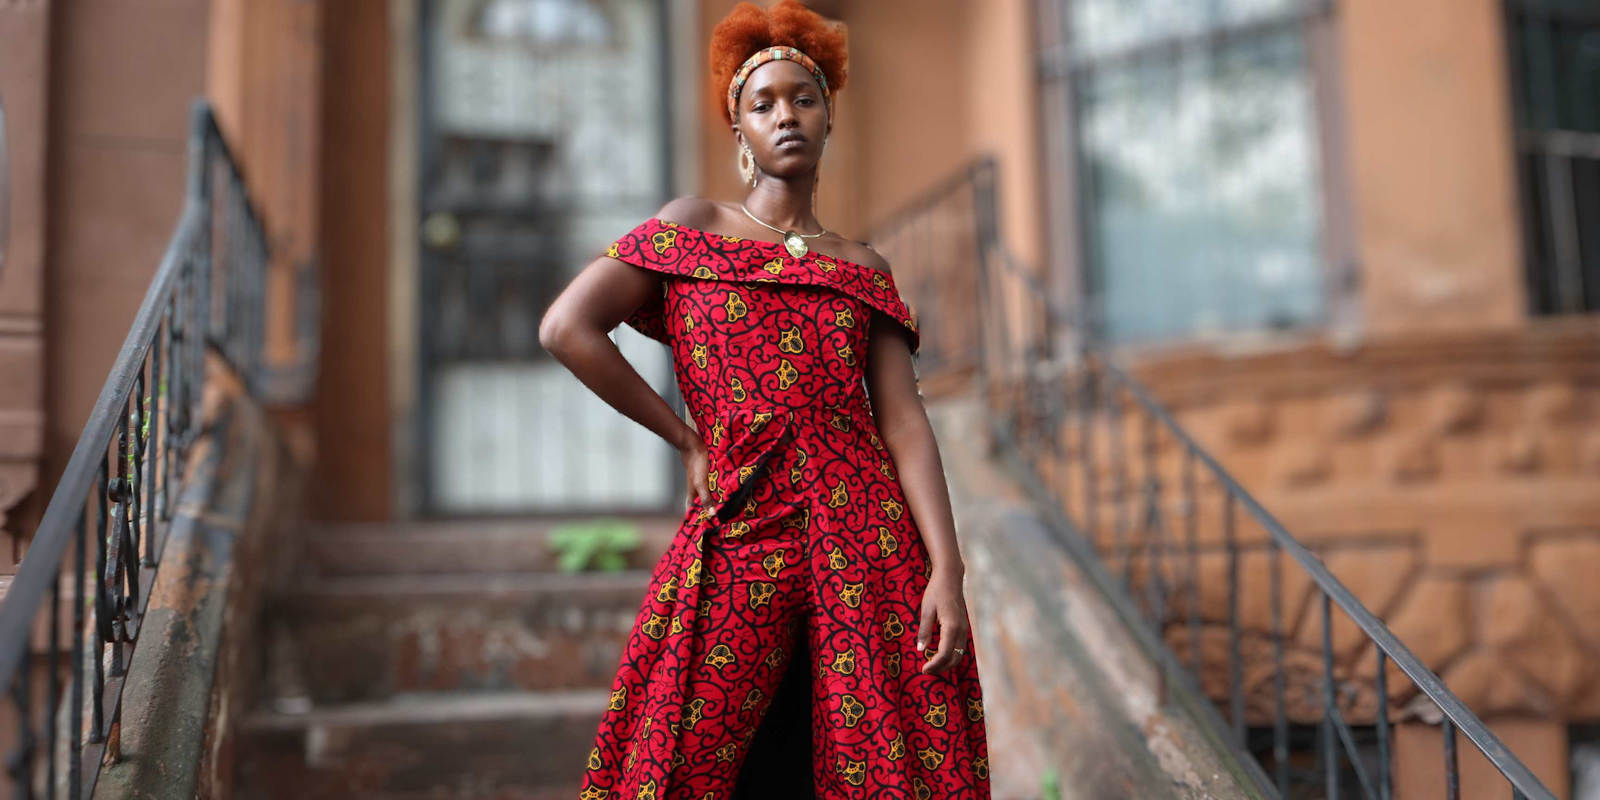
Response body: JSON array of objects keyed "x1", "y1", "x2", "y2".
[
  {"x1": 903, "y1": 155, "x2": 1556, "y2": 800},
  {"x1": 0, "y1": 100, "x2": 275, "y2": 799}
]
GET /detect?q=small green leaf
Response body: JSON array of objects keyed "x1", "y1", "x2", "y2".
[
  {"x1": 1039, "y1": 767, "x2": 1060, "y2": 800},
  {"x1": 547, "y1": 518, "x2": 644, "y2": 573}
]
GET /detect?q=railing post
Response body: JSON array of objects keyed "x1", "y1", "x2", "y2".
[
  {"x1": 1444, "y1": 716, "x2": 1460, "y2": 800},
  {"x1": 1269, "y1": 533, "x2": 1288, "y2": 796},
  {"x1": 1377, "y1": 648, "x2": 1392, "y2": 800},
  {"x1": 1322, "y1": 592, "x2": 1338, "y2": 799},
  {"x1": 189, "y1": 103, "x2": 213, "y2": 433}
]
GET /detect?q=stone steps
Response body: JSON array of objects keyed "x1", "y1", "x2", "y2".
[
  {"x1": 234, "y1": 689, "x2": 606, "y2": 800},
  {"x1": 264, "y1": 570, "x2": 651, "y2": 704},
  {"x1": 299, "y1": 518, "x2": 680, "y2": 577},
  {"x1": 234, "y1": 518, "x2": 683, "y2": 797}
]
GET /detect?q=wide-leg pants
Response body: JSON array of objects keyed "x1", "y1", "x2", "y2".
[{"x1": 580, "y1": 475, "x2": 991, "y2": 799}]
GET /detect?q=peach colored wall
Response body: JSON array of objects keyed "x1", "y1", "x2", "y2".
[
  {"x1": 695, "y1": 0, "x2": 1044, "y2": 262},
  {"x1": 207, "y1": 0, "x2": 324, "y2": 366},
  {"x1": 832, "y1": 0, "x2": 972, "y2": 235},
  {"x1": 0, "y1": 4, "x2": 48, "y2": 324},
  {"x1": 1339, "y1": 0, "x2": 1526, "y2": 335},
  {"x1": 962, "y1": 0, "x2": 1044, "y2": 268},
  {"x1": 40, "y1": 0, "x2": 210, "y2": 527},
  {"x1": 0, "y1": 2, "x2": 50, "y2": 547},
  {"x1": 311, "y1": 2, "x2": 391, "y2": 520}
]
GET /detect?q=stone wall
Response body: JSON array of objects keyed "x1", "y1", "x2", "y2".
[
  {"x1": 1000, "y1": 321, "x2": 1600, "y2": 795},
  {"x1": 1133, "y1": 322, "x2": 1600, "y2": 722}
]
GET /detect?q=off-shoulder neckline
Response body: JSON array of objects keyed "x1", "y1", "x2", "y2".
[{"x1": 646, "y1": 217, "x2": 894, "y2": 279}]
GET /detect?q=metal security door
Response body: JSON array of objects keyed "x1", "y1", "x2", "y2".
[{"x1": 417, "y1": 0, "x2": 678, "y2": 514}]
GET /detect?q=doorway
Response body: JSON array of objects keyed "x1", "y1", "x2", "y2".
[{"x1": 414, "y1": 0, "x2": 679, "y2": 514}]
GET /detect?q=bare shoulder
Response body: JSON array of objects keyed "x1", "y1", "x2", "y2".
[
  {"x1": 835, "y1": 238, "x2": 893, "y2": 276},
  {"x1": 653, "y1": 196, "x2": 722, "y2": 229}
]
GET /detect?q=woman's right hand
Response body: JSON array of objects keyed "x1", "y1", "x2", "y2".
[{"x1": 678, "y1": 431, "x2": 712, "y2": 508}]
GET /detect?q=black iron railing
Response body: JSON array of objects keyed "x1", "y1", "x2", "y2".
[
  {"x1": 0, "y1": 101, "x2": 269, "y2": 799},
  {"x1": 866, "y1": 168, "x2": 991, "y2": 386},
  {"x1": 926, "y1": 156, "x2": 1557, "y2": 799}
]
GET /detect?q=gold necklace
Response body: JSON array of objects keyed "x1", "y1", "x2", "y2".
[{"x1": 740, "y1": 203, "x2": 827, "y2": 258}]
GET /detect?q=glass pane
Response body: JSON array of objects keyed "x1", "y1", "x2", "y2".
[
  {"x1": 1069, "y1": 0, "x2": 1309, "y2": 58},
  {"x1": 423, "y1": 0, "x2": 675, "y2": 513},
  {"x1": 476, "y1": 0, "x2": 614, "y2": 46},
  {"x1": 433, "y1": 0, "x2": 665, "y2": 206},
  {"x1": 1510, "y1": 1, "x2": 1600, "y2": 134},
  {"x1": 1508, "y1": 0, "x2": 1600, "y2": 315},
  {"x1": 1080, "y1": 28, "x2": 1324, "y2": 343}
]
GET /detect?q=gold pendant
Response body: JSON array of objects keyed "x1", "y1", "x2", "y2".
[{"x1": 783, "y1": 233, "x2": 808, "y2": 259}]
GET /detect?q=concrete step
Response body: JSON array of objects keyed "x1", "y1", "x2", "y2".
[
  {"x1": 299, "y1": 517, "x2": 680, "y2": 577},
  {"x1": 234, "y1": 689, "x2": 605, "y2": 800},
  {"x1": 266, "y1": 571, "x2": 649, "y2": 704}
]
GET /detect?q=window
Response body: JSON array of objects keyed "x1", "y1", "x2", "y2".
[
  {"x1": 419, "y1": 0, "x2": 676, "y2": 514},
  {"x1": 1040, "y1": 0, "x2": 1333, "y2": 344},
  {"x1": 1505, "y1": 0, "x2": 1600, "y2": 314},
  {"x1": 474, "y1": 0, "x2": 614, "y2": 47}
]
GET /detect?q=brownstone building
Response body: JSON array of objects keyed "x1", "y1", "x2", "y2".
[{"x1": 1, "y1": 0, "x2": 1596, "y2": 797}]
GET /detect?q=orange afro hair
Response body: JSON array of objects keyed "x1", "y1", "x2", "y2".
[{"x1": 709, "y1": 0, "x2": 848, "y2": 128}]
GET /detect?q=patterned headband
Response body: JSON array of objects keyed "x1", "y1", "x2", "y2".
[{"x1": 726, "y1": 45, "x2": 832, "y2": 124}]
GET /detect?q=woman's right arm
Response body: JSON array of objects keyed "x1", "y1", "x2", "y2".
[{"x1": 538, "y1": 251, "x2": 711, "y2": 505}]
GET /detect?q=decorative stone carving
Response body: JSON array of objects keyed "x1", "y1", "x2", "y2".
[
  {"x1": 1581, "y1": 431, "x2": 1600, "y2": 474},
  {"x1": 1525, "y1": 381, "x2": 1581, "y2": 424},
  {"x1": 1327, "y1": 389, "x2": 1387, "y2": 438},
  {"x1": 1427, "y1": 382, "x2": 1484, "y2": 435},
  {"x1": 1077, "y1": 328, "x2": 1600, "y2": 724},
  {"x1": 1441, "y1": 649, "x2": 1535, "y2": 716},
  {"x1": 1528, "y1": 537, "x2": 1600, "y2": 653},
  {"x1": 1291, "y1": 544, "x2": 1421, "y2": 662},
  {"x1": 1279, "y1": 446, "x2": 1333, "y2": 487},
  {"x1": 1223, "y1": 401, "x2": 1273, "y2": 446},
  {"x1": 1387, "y1": 433, "x2": 1441, "y2": 483},
  {"x1": 1496, "y1": 429, "x2": 1543, "y2": 474},
  {"x1": 1378, "y1": 577, "x2": 1470, "y2": 674}
]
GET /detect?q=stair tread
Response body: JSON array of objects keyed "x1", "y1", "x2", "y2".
[
  {"x1": 299, "y1": 518, "x2": 681, "y2": 577},
  {"x1": 278, "y1": 569, "x2": 652, "y2": 599},
  {"x1": 305, "y1": 517, "x2": 683, "y2": 539},
  {"x1": 241, "y1": 688, "x2": 610, "y2": 731}
]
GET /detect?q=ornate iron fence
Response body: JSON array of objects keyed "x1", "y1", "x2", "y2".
[
  {"x1": 0, "y1": 101, "x2": 268, "y2": 799},
  {"x1": 933, "y1": 155, "x2": 1557, "y2": 799},
  {"x1": 866, "y1": 167, "x2": 991, "y2": 389}
]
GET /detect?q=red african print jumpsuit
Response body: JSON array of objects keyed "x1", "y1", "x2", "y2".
[{"x1": 579, "y1": 218, "x2": 991, "y2": 800}]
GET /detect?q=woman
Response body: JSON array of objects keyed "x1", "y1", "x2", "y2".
[{"x1": 538, "y1": 2, "x2": 991, "y2": 797}]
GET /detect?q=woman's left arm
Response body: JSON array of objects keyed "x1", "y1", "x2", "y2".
[{"x1": 864, "y1": 310, "x2": 971, "y2": 676}]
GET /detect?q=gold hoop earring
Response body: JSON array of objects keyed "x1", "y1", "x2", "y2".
[{"x1": 738, "y1": 143, "x2": 756, "y2": 186}]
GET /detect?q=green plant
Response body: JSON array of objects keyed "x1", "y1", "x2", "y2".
[
  {"x1": 1039, "y1": 767, "x2": 1061, "y2": 800},
  {"x1": 548, "y1": 518, "x2": 643, "y2": 573}
]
